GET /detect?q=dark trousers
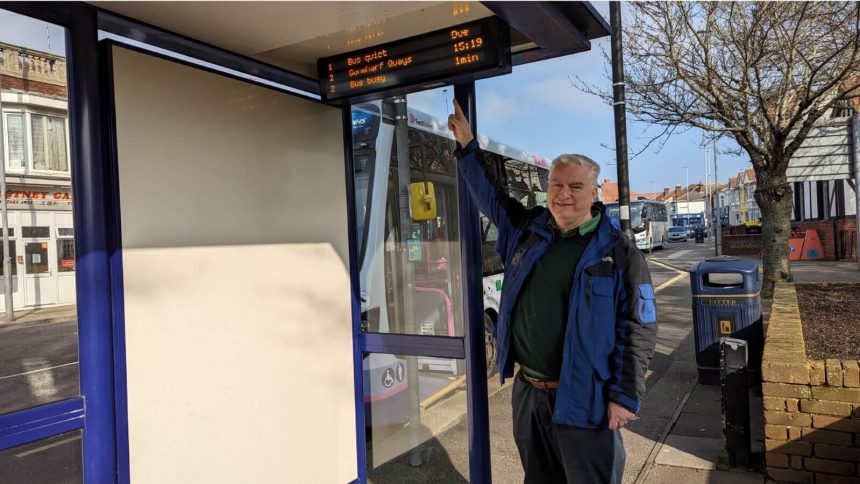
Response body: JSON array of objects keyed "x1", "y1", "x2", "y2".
[{"x1": 512, "y1": 371, "x2": 625, "y2": 484}]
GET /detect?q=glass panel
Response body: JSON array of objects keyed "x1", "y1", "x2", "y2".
[
  {"x1": 365, "y1": 353, "x2": 468, "y2": 483},
  {"x1": 25, "y1": 242, "x2": 49, "y2": 274},
  {"x1": 0, "y1": 241, "x2": 17, "y2": 276},
  {"x1": 0, "y1": 9, "x2": 78, "y2": 416},
  {"x1": 5, "y1": 113, "x2": 26, "y2": 168},
  {"x1": 352, "y1": 88, "x2": 467, "y2": 337},
  {"x1": 0, "y1": 430, "x2": 82, "y2": 483},
  {"x1": 46, "y1": 116, "x2": 68, "y2": 171},
  {"x1": 57, "y1": 239, "x2": 75, "y2": 272},
  {"x1": 22, "y1": 226, "x2": 50, "y2": 238},
  {"x1": 31, "y1": 114, "x2": 47, "y2": 170}
]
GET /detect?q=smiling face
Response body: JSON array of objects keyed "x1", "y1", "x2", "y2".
[{"x1": 547, "y1": 163, "x2": 598, "y2": 232}]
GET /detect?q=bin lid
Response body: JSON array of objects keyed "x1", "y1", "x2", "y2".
[
  {"x1": 692, "y1": 256, "x2": 759, "y2": 276},
  {"x1": 705, "y1": 256, "x2": 741, "y2": 262}
]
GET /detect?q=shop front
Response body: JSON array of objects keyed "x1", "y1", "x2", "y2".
[{"x1": 0, "y1": 184, "x2": 75, "y2": 309}]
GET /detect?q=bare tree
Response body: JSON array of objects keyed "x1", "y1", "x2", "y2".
[{"x1": 580, "y1": 2, "x2": 860, "y2": 297}]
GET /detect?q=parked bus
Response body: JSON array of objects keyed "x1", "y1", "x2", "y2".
[
  {"x1": 606, "y1": 199, "x2": 669, "y2": 251},
  {"x1": 351, "y1": 99, "x2": 550, "y2": 426}
]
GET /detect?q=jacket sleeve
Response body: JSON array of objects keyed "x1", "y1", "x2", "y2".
[
  {"x1": 608, "y1": 242, "x2": 658, "y2": 414},
  {"x1": 455, "y1": 139, "x2": 533, "y2": 259}
]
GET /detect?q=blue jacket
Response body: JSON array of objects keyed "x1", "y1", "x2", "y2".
[{"x1": 456, "y1": 140, "x2": 658, "y2": 428}]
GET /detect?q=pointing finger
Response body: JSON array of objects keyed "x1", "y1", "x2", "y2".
[{"x1": 453, "y1": 99, "x2": 464, "y2": 118}]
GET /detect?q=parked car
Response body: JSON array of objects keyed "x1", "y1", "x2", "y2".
[{"x1": 668, "y1": 226, "x2": 687, "y2": 242}]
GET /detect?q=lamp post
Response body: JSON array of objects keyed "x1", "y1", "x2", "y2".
[
  {"x1": 685, "y1": 165, "x2": 690, "y2": 215},
  {"x1": 714, "y1": 134, "x2": 722, "y2": 255},
  {"x1": 703, "y1": 130, "x2": 710, "y2": 232},
  {"x1": 0, "y1": 73, "x2": 15, "y2": 321}
]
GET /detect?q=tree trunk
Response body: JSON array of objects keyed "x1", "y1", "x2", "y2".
[{"x1": 755, "y1": 170, "x2": 793, "y2": 298}]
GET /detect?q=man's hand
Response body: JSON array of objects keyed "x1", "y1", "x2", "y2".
[
  {"x1": 447, "y1": 99, "x2": 475, "y2": 148},
  {"x1": 607, "y1": 401, "x2": 635, "y2": 430}
]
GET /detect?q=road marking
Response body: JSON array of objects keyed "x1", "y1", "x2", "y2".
[
  {"x1": 666, "y1": 249, "x2": 693, "y2": 260},
  {"x1": 15, "y1": 435, "x2": 81, "y2": 458},
  {"x1": 420, "y1": 374, "x2": 466, "y2": 410},
  {"x1": 655, "y1": 272, "x2": 687, "y2": 294},
  {"x1": 0, "y1": 362, "x2": 77, "y2": 382},
  {"x1": 649, "y1": 259, "x2": 687, "y2": 294}
]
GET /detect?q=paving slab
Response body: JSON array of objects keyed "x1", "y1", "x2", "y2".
[
  {"x1": 654, "y1": 435, "x2": 725, "y2": 470},
  {"x1": 671, "y1": 412, "x2": 723, "y2": 439},
  {"x1": 644, "y1": 464, "x2": 764, "y2": 483}
]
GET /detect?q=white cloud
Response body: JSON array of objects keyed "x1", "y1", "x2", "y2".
[
  {"x1": 522, "y1": 77, "x2": 611, "y2": 117},
  {"x1": 477, "y1": 91, "x2": 518, "y2": 126}
]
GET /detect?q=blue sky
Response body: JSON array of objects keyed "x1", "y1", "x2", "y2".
[
  {"x1": 411, "y1": 2, "x2": 751, "y2": 194},
  {"x1": 1, "y1": 5, "x2": 751, "y2": 194}
]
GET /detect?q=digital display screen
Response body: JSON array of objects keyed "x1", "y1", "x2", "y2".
[{"x1": 319, "y1": 17, "x2": 510, "y2": 103}]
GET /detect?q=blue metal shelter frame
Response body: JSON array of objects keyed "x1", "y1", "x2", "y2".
[
  {"x1": 0, "y1": 3, "x2": 117, "y2": 483},
  {"x1": 0, "y1": 3, "x2": 490, "y2": 482},
  {"x1": 0, "y1": 3, "x2": 606, "y2": 482}
]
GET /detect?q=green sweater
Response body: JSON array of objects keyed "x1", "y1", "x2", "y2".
[{"x1": 512, "y1": 213, "x2": 601, "y2": 380}]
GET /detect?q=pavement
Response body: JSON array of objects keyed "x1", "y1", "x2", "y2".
[
  {"x1": 0, "y1": 303, "x2": 77, "y2": 327},
  {"x1": 638, "y1": 237, "x2": 860, "y2": 484}
]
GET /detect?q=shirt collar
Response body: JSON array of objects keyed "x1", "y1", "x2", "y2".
[{"x1": 550, "y1": 210, "x2": 601, "y2": 238}]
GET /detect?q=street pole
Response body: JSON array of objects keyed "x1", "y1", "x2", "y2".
[
  {"x1": 0, "y1": 75, "x2": 14, "y2": 322},
  {"x1": 685, "y1": 165, "x2": 690, "y2": 215},
  {"x1": 392, "y1": 95, "x2": 422, "y2": 467},
  {"x1": 851, "y1": 115, "x2": 860, "y2": 270},
  {"x1": 610, "y1": 2, "x2": 633, "y2": 240},
  {"x1": 703, "y1": 131, "x2": 710, "y2": 232},
  {"x1": 714, "y1": 134, "x2": 722, "y2": 256}
]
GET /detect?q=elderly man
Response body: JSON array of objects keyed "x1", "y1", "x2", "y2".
[{"x1": 449, "y1": 100, "x2": 657, "y2": 484}]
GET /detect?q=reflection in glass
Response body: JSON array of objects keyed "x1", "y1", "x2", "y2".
[
  {"x1": 5, "y1": 112, "x2": 27, "y2": 168},
  {"x1": 365, "y1": 353, "x2": 468, "y2": 483},
  {"x1": 1, "y1": 8, "x2": 79, "y2": 418},
  {"x1": 57, "y1": 239, "x2": 75, "y2": 272},
  {"x1": 352, "y1": 89, "x2": 466, "y2": 338},
  {"x1": 25, "y1": 242, "x2": 49, "y2": 274},
  {"x1": 352, "y1": 90, "x2": 551, "y2": 339},
  {"x1": 0, "y1": 430, "x2": 82, "y2": 483},
  {"x1": 0, "y1": 241, "x2": 17, "y2": 275}
]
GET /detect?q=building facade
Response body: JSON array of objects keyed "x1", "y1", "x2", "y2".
[{"x1": 0, "y1": 42, "x2": 75, "y2": 310}]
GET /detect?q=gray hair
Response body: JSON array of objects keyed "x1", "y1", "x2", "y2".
[{"x1": 550, "y1": 154, "x2": 601, "y2": 186}]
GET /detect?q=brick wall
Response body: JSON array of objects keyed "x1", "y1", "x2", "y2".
[
  {"x1": 0, "y1": 74, "x2": 67, "y2": 98},
  {"x1": 835, "y1": 219, "x2": 857, "y2": 261},
  {"x1": 723, "y1": 234, "x2": 762, "y2": 256},
  {"x1": 762, "y1": 283, "x2": 860, "y2": 482},
  {"x1": 792, "y1": 221, "x2": 838, "y2": 262}
]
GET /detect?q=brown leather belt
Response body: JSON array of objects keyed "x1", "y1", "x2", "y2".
[{"x1": 520, "y1": 371, "x2": 559, "y2": 390}]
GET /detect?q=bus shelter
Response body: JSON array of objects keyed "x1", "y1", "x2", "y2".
[{"x1": 0, "y1": 3, "x2": 608, "y2": 482}]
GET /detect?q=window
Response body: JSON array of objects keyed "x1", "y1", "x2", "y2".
[
  {"x1": 22, "y1": 226, "x2": 50, "y2": 238},
  {"x1": 3, "y1": 111, "x2": 69, "y2": 173},
  {"x1": 0, "y1": 241, "x2": 17, "y2": 276},
  {"x1": 31, "y1": 114, "x2": 68, "y2": 171},
  {"x1": 25, "y1": 242, "x2": 49, "y2": 274},
  {"x1": 4, "y1": 112, "x2": 26, "y2": 168},
  {"x1": 57, "y1": 238, "x2": 75, "y2": 272}
]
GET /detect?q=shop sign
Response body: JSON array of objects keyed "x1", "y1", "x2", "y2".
[{"x1": 5, "y1": 187, "x2": 73, "y2": 211}]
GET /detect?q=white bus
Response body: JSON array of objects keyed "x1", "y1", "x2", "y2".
[
  {"x1": 606, "y1": 200, "x2": 670, "y2": 251},
  {"x1": 351, "y1": 99, "x2": 550, "y2": 426}
]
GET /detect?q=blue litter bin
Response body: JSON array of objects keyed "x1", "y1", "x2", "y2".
[{"x1": 690, "y1": 256, "x2": 763, "y2": 385}]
